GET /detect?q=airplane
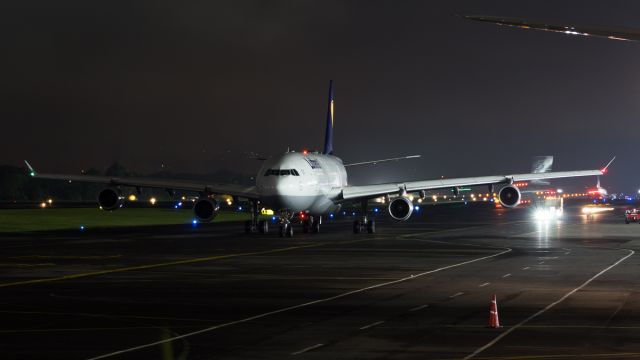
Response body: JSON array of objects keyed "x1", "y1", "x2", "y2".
[{"x1": 24, "y1": 81, "x2": 611, "y2": 237}]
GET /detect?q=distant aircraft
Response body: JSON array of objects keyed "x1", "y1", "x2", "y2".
[
  {"x1": 464, "y1": 15, "x2": 640, "y2": 42},
  {"x1": 25, "y1": 81, "x2": 610, "y2": 237}
]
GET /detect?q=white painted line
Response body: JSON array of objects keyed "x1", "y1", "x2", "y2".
[
  {"x1": 449, "y1": 292, "x2": 464, "y2": 298},
  {"x1": 502, "y1": 273, "x2": 511, "y2": 278},
  {"x1": 359, "y1": 320, "x2": 384, "y2": 330},
  {"x1": 478, "y1": 282, "x2": 490, "y2": 287},
  {"x1": 87, "y1": 240, "x2": 512, "y2": 360},
  {"x1": 522, "y1": 266, "x2": 530, "y2": 270},
  {"x1": 565, "y1": 251, "x2": 571, "y2": 255},
  {"x1": 539, "y1": 261, "x2": 545, "y2": 265},
  {"x1": 463, "y1": 249, "x2": 635, "y2": 360},
  {"x1": 410, "y1": 304, "x2": 429, "y2": 312},
  {"x1": 291, "y1": 343, "x2": 324, "y2": 355}
]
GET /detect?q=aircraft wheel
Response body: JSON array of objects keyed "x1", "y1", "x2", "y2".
[
  {"x1": 312, "y1": 218, "x2": 320, "y2": 233},
  {"x1": 286, "y1": 223, "x2": 294, "y2": 237},
  {"x1": 302, "y1": 219, "x2": 310, "y2": 233},
  {"x1": 625, "y1": 220, "x2": 629, "y2": 224},
  {"x1": 259, "y1": 220, "x2": 268, "y2": 233},
  {"x1": 367, "y1": 220, "x2": 375, "y2": 234},
  {"x1": 278, "y1": 224, "x2": 285, "y2": 237},
  {"x1": 353, "y1": 220, "x2": 361, "y2": 234}
]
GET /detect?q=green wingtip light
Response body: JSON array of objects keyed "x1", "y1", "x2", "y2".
[{"x1": 29, "y1": 171, "x2": 35, "y2": 177}]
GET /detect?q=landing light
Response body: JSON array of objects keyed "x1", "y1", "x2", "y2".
[
  {"x1": 128, "y1": 194, "x2": 137, "y2": 201},
  {"x1": 39, "y1": 202, "x2": 46, "y2": 208},
  {"x1": 47, "y1": 198, "x2": 53, "y2": 204},
  {"x1": 150, "y1": 197, "x2": 157, "y2": 205}
]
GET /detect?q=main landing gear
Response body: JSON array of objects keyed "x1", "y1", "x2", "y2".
[
  {"x1": 353, "y1": 199, "x2": 375, "y2": 234},
  {"x1": 244, "y1": 200, "x2": 269, "y2": 234},
  {"x1": 302, "y1": 216, "x2": 321, "y2": 233}
]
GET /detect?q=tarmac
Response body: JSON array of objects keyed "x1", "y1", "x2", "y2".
[{"x1": 1, "y1": 204, "x2": 640, "y2": 359}]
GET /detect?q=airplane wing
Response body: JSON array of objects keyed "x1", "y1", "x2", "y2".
[
  {"x1": 464, "y1": 15, "x2": 640, "y2": 42},
  {"x1": 24, "y1": 161, "x2": 259, "y2": 199},
  {"x1": 341, "y1": 169, "x2": 602, "y2": 200}
]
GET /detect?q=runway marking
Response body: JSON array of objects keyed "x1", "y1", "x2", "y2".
[
  {"x1": 502, "y1": 273, "x2": 511, "y2": 278},
  {"x1": 0, "y1": 263, "x2": 55, "y2": 268},
  {"x1": 463, "y1": 249, "x2": 635, "y2": 360},
  {"x1": 87, "y1": 239, "x2": 512, "y2": 360},
  {"x1": 359, "y1": 320, "x2": 384, "y2": 330},
  {"x1": 410, "y1": 304, "x2": 429, "y2": 312},
  {"x1": 522, "y1": 266, "x2": 530, "y2": 270},
  {"x1": 0, "y1": 310, "x2": 215, "y2": 323},
  {"x1": 291, "y1": 343, "x2": 324, "y2": 355},
  {"x1": 468, "y1": 352, "x2": 640, "y2": 359},
  {"x1": 479, "y1": 282, "x2": 490, "y2": 287},
  {"x1": 538, "y1": 261, "x2": 544, "y2": 265},
  {"x1": 11, "y1": 255, "x2": 122, "y2": 260},
  {"x1": 0, "y1": 239, "x2": 371, "y2": 288},
  {"x1": 449, "y1": 292, "x2": 464, "y2": 298}
]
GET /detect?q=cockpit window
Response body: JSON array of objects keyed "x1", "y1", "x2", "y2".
[{"x1": 263, "y1": 169, "x2": 300, "y2": 176}]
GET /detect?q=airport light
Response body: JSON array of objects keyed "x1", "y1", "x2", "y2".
[
  {"x1": 39, "y1": 202, "x2": 46, "y2": 208},
  {"x1": 47, "y1": 198, "x2": 53, "y2": 205},
  {"x1": 128, "y1": 194, "x2": 137, "y2": 201},
  {"x1": 149, "y1": 197, "x2": 157, "y2": 205}
]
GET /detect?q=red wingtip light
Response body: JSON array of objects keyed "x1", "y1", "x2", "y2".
[
  {"x1": 302, "y1": 149, "x2": 308, "y2": 155},
  {"x1": 600, "y1": 168, "x2": 607, "y2": 174}
]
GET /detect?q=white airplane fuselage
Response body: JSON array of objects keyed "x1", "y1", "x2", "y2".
[{"x1": 256, "y1": 152, "x2": 347, "y2": 215}]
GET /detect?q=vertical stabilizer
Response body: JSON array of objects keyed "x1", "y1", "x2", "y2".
[{"x1": 323, "y1": 80, "x2": 335, "y2": 155}]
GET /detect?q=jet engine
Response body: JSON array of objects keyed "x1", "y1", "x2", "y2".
[
  {"x1": 498, "y1": 185, "x2": 521, "y2": 208},
  {"x1": 97, "y1": 188, "x2": 124, "y2": 210},
  {"x1": 388, "y1": 196, "x2": 414, "y2": 221},
  {"x1": 193, "y1": 198, "x2": 220, "y2": 222}
]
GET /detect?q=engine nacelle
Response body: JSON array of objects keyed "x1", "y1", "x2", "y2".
[
  {"x1": 193, "y1": 198, "x2": 220, "y2": 222},
  {"x1": 388, "y1": 196, "x2": 414, "y2": 221},
  {"x1": 98, "y1": 188, "x2": 124, "y2": 210},
  {"x1": 498, "y1": 185, "x2": 521, "y2": 208}
]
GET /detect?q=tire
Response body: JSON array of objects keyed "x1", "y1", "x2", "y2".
[
  {"x1": 367, "y1": 220, "x2": 376, "y2": 234},
  {"x1": 278, "y1": 225, "x2": 285, "y2": 237},
  {"x1": 259, "y1": 220, "x2": 269, "y2": 233},
  {"x1": 625, "y1": 220, "x2": 629, "y2": 224},
  {"x1": 312, "y1": 219, "x2": 320, "y2": 233},
  {"x1": 302, "y1": 219, "x2": 310, "y2": 233},
  {"x1": 353, "y1": 220, "x2": 361, "y2": 234},
  {"x1": 286, "y1": 223, "x2": 294, "y2": 238}
]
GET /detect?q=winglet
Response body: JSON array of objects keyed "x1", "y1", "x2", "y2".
[
  {"x1": 600, "y1": 156, "x2": 616, "y2": 174},
  {"x1": 24, "y1": 160, "x2": 36, "y2": 177}
]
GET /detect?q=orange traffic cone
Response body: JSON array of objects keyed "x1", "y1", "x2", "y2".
[{"x1": 488, "y1": 294, "x2": 501, "y2": 328}]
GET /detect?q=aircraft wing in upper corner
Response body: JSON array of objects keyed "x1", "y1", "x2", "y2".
[{"x1": 464, "y1": 15, "x2": 640, "y2": 42}]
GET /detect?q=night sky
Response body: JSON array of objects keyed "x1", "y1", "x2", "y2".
[{"x1": 2, "y1": 1, "x2": 639, "y2": 191}]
